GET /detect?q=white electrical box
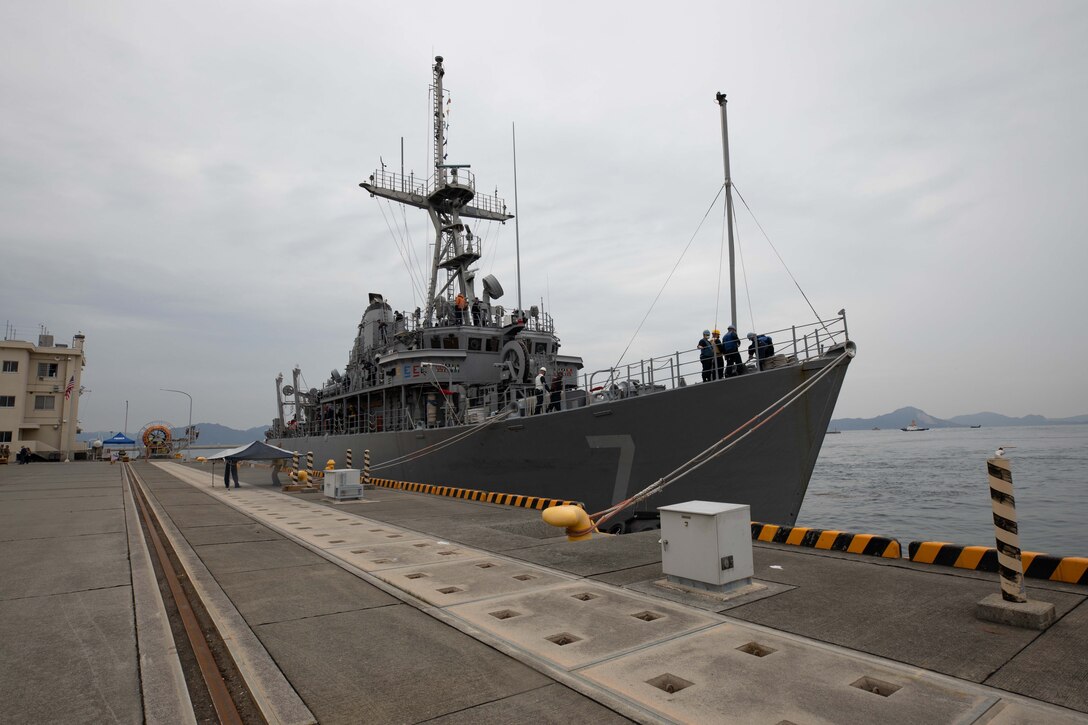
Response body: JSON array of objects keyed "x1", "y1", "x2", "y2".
[
  {"x1": 323, "y1": 469, "x2": 363, "y2": 500},
  {"x1": 658, "y1": 501, "x2": 753, "y2": 591}
]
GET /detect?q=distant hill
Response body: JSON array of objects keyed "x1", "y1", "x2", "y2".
[
  {"x1": 78, "y1": 423, "x2": 268, "y2": 445},
  {"x1": 830, "y1": 407, "x2": 1088, "y2": 431}
]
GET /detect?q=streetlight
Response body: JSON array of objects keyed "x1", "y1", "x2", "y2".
[{"x1": 160, "y1": 388, "x2": 192, "y2": 455}]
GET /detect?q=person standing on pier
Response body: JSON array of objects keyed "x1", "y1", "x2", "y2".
[
  {"x1": 698, "y1": 330, "x2": 714, "y2": 382},
  {"x1": 223, "y1": 459, "x2": 240, "y2": 489}
]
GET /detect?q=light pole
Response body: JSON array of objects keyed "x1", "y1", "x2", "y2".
[{"x1": 160, "y1": 388, "x2": 193, "y2": 455}]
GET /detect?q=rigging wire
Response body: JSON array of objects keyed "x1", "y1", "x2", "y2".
[
  {"x1": 604, "y1": 183, "x2": 727, "y2": 385},
  {"x1": 370, "y1": 408, "x2": 515, "y2": 470},
  {"x1": 733, "y1": 197, "x2": 756, "y2": 335},
  {"x1": 715, "y1": 192, "x2": 727, "y2": 329},
  {"x1": 733, "y1": 183, "x2": 829, "y2": 332},
  {"x1": 378, "y1": 199, "x2": 426, "y2": 305}
]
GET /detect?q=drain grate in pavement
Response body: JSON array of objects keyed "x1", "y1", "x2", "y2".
[
  {"x1": 736, "y1": 642, "x2": 776, "y2": 657},
  {"x1": 646, "y1": 673, "x2": 694, "y2": 694},
  {"x1": 489, "y1": 609, "x2": 521, "y2": 620},
  {"x1": 851, "y1": 676, "x2": 901, "y2": 697},
  {"x1": 545, "y1": 633, "x2": 582, "y2": 646},
  {"x1": 631, "y1": 611, "x2": 664, "y2": 622}
]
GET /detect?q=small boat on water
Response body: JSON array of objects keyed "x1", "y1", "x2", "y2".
[
  {"x1": 970, "y1": 424, "x2": 982, "y2": 429},
  {"x1": 901, "y1": 419, "x2": 930, "y2": 431}
]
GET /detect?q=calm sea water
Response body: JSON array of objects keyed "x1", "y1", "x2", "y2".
[{"x1": 799, "y1": 424, "x2": 1088, "y2": 558}]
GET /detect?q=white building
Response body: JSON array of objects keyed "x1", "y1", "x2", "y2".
[{"x1": 0, "y1": 332, "x2": 87, "y2": 461}]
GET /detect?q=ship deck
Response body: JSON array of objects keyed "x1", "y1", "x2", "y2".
[{"x1": 2, "y1": 460, "x2": 1085, "y2": 723}]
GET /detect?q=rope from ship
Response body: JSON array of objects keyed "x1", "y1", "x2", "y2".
[
  {"x1": 369, "y1": 407, "x2": 517, "y2": 472},
  {"x1": 590, "y1": 349, "x2": 852, "y2": 532}
]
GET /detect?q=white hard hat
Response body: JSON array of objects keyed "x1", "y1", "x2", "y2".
[{"x1": 539, "y1": 367, "x2": 546, "y2": 372}]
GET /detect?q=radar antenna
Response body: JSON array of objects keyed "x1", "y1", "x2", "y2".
[{"x1": 360, "y1": 56, "x2": 513, "y2": 325}]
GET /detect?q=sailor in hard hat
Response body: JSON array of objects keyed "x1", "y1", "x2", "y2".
[
  {"x1": 711, "y1": 329, "x2": 725, "y2": 379},
  {"x1": 534, "y1": 366, "x2": 548, "y2": 413},
  {"x1": 722, "y1": 324, "x2": 743, "y2": 376},
  {"x1": 698, "y1": 330, "x2": 714, "y2": 382}
]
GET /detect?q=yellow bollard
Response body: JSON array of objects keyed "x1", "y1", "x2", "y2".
[
  {"x1": 196, "y1": 456, "x2": 206, "y2": 463},
  {"x1": 297, "y1": 470, "x2": 310, "y2": 483},
  {"x1": 326, "y1": 459, "x2": 336, "y2": 470},
  {"x1": 542, "y1": 505, "x2": 596, "y2": 542}
]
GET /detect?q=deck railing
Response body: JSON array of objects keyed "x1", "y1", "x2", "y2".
[{"x1": 583, "y1": 313, "x2": 850, "y2": 403}]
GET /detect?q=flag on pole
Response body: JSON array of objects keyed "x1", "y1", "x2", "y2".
[{"x1": 64, "y1": 375, "x2": 75, "y2": 400}]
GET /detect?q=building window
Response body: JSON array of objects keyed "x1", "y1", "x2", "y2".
[
  {"x1": 37, "y1": 362, "x2": 59, "y2": 378},
  {"x1": 2, "y1": 361, "x2": 17, "y2": 373},
  {"x1": 34, "y1": 395, "x2": 55, "y2": 410},
  {"x1": 0, "y1": 396, "x2": 14, "y2": 407},
  {"x1": 0, "y1": 431, "x2": 11, "y2": 442}
]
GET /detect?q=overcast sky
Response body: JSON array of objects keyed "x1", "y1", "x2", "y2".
[{"x1": 3, "y1": 1, "x2": 1086, "y2": 433}]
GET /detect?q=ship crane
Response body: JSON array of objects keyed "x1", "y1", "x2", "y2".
[{"x1": 360, "y1": 55, "x2": 513, "y2": 326}]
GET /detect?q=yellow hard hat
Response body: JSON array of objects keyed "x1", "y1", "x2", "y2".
[{"x1": 712, "y1": 329, "x2": 721, "y2": 335}]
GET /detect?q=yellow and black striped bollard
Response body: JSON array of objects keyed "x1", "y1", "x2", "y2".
[
  {"x1": 291, "y1": 451, "x2": 299, "y2": 480},
  {"x1": 363, "y1": 449, "x2": 371, "y2": 487},
  {"x1": 306, "y1": 451, "x2": 314, "y2": 480},
  {"x1": 346, "y1": 448, "x2": 352, "y2": 468}
]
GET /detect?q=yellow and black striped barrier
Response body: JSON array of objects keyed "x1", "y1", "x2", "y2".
[
  {"x1": 368, "y1": 477, "x2": 581, "y2": 511},
  {"x1": 908, "y1": 541, "x2": 1088, "y2": 585},
  {"x1": 750, "y1": 522, "x2": 901, "y2": 559}
]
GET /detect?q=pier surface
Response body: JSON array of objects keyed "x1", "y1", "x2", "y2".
[{"x1": 2, "y1": 461, "x2": 1086, "y2": 724}]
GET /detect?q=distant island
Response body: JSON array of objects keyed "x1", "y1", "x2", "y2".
[
  {"x1": 78, "y1": 423, "x2": 268, "y2": 446},
  {"x1": 76, "y1": 407, "x2": 1088, "y2": 443},
  {"x1": 830, "y1": 407, "x2": 1088, "y2": 431}
]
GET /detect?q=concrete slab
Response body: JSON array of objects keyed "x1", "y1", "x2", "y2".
[
  {"x1": 0, "y1": 490, "x2": 122, "y2": 506},
  {"x1": 0, "y1": 587, "x2": 143, "y2": 724},
  {"x1": 0, "y1": 532, "x2": 130, "y2": 600},
  {"x1": 149, "y1": 490, "x2": 222, "y2": 506},
  {"x1": 374, "y1": 555, "x2": 573, "y2": 606},
  {"x1": 730, "y1": 545, "x2": 1085, "y2": 682},
  {"x1": 424, "y1": 682, "x2": 632, "y2": 724},
  {"x1": 160, "y1": 502, "x2": 257, "y2": 528},
  {"x1": 627, "y1": 577, "x2": 795, "y2": 613},
  {"x1": 448, "y1": 581, "x2": 718, "y2": 670},
  {"x1": 181, "y1": 522, "x2": 283, "y2": 546},
  {"x1": 590, "y1": 562, "x2": 664, "y2": 587},
  {"x1": 255, "y1": 604, "x2": 554, "y2": 724},
  {"x1": 511, "y1": 530, "x2": 665, "y2": 576},
  {"x1": 579, "y1": 623, "x2": 994, "y2": 725},
  {"x1": 193, "y1": 539, "x2": 328, "y2": 575},
  {"x1": 330, "y1": 539, "x2": 485, "y2": 573},
  {"x1": 0, "y1": 507, "x2": 124, "y2": 541},
  {"x1": 985, "y1": 599, "x2": 1088, "y2": 713},
  {"x1": 976, "y1": 592, "x2": 1057, "y2": 630},
  {"x1": 217, "y1": 562, "x2": 398, "y2": 625}
]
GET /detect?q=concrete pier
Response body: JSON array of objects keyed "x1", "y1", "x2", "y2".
[{"x1": 2, "y1": 461, "x2": 1086, "y2": 723}]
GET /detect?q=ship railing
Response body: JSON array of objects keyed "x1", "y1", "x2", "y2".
[
  {"x1": 366, "y1": 168, "x2": 507, "y2": 218},
  {"x1": 582, "y1": 313, "x2": 850, "y2": 403}
]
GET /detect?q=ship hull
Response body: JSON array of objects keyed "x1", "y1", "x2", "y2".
[{"x1": 271, "y1": 353, "x2": 850, "y2": 526}]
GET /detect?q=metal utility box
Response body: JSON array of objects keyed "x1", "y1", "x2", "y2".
[
  {"x1": 658, "y1": 501, "x2": 753, "y2": 591},
  {"x1": 323, "y1": 469, "x2": 363, "y2": 501}
]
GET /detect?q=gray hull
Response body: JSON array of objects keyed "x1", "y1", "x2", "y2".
[{"x1": 272, "y1": 354, "x2": 850, "y2": 526}]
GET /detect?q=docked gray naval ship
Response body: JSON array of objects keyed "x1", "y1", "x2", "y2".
[{"x1": 268, "y1": 56, "x2": 856, "y2": 533}]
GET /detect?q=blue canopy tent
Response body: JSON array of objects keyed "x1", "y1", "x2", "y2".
[
  {"x1": 205, "y1": 440, "x2": 294, "y2": 487},
  {"x1": 103, "y1": 433, "x2": 136, "y2": 446},
  {"x1": 99, "y1": 432, "x2": 137, "y2": 461}
]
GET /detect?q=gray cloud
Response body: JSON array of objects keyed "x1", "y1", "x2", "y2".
[{"x1": 3, "y1": 1, "x2": 1086, "y2": 434}]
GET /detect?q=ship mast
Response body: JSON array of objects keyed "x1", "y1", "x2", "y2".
[
  {"x1": 360, "y1": 56, "x2": 513, "y2": 324},
  {"x1": 715, "y1": 92, "x2": 738, "y2": 329}
]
